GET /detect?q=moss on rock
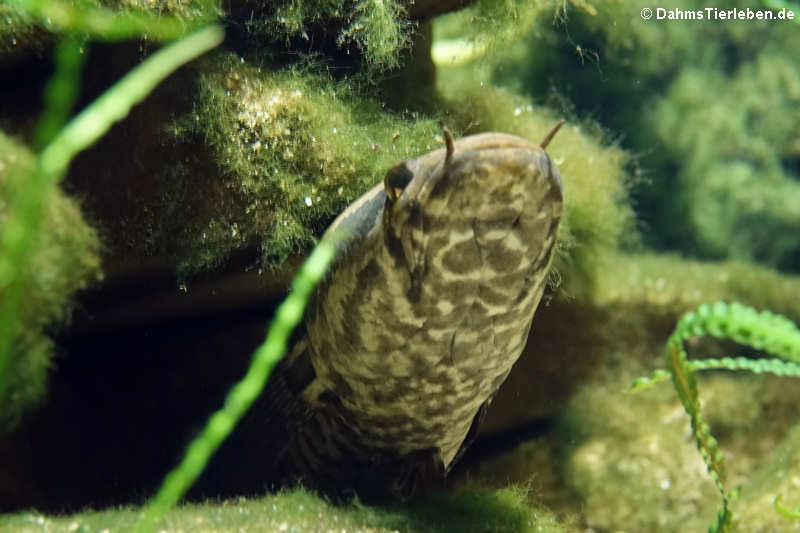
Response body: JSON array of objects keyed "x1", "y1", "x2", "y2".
[
  {"x1": 0, "y1": 485, "x2": 579, "y2": 533},
  {"x1": 173, "y1": 51, "x2": 443, "y2": 272},
  {"x1": 0, "y1": 4, "x2": 43, "y2": 63},
  {"x1": 564, "y1": 380, "x2": 719, "y2": 532},
  {"x1": 0, "y1": 132, "x2": 101, "y2": 432},
  {"x1": 735, "y1": 423, "x2": 800, "y2": 533},
  {"x1": 590, "y1": 252, "x2": 800, "y2": 322}
]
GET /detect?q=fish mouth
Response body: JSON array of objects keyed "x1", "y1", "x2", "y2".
[
  {"x1": 433, "y1": 145, "x2": 557, "y2": 260},
  {"x1": 397, "y1": 133, "x2": 558, "y2": 215},
  {"x1": 412, "y1": 140, "x2": 558, "y2": 233}
]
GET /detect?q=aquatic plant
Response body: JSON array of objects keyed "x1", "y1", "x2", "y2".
[{"x1": 630, "y1": 302, "x2": 800, "y2": 532}]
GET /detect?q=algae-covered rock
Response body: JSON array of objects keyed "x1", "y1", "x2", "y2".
[
  {"x1": 225, "y1": 0, "x2": 411, "y2": 70},
  {"x1": 562, "y1": 370, "x2": 800, "y2": 533},
  {"x1": 168, "y1": 51, "x2": 443, "y2": 273},
  {"x1": 168, "y1": 35, "x2": 634, "y2": 280},
  {"x1": 564, "y1": 382, "x2": 719, "y2": 532},
  {"x1": 0, "y1": 485, "x2": 579, "y2": 533},
  {"x1": 590, "y1": 252, "x2": 800, "y2": 322},
  {"x1": 561, "y1": 370, "x2": 800, "y2": 532},
  {"x1": 735, "y1": 423, "x2": 800, "y2": 532},
  {"x1": 0, "y1": 3, "x2": 46, "y2": 64},
  {"x1": 0, "y1": 132, "x2": 101, "y2": 431}
]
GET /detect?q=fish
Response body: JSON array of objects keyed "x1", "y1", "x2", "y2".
[{"x1": 242, "y1": 123, "x2": 564, "y2": 499}]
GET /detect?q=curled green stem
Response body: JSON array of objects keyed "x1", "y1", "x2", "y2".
[{"x1": 657, "y1": 302, "x2": 800, "y2": 532}]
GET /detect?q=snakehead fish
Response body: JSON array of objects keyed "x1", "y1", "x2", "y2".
[{"x1": 258, "y1": 123, "x2": 564, "y2": 499}]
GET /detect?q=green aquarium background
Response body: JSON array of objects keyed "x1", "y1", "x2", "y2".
[{"x1": 1, "y1": 0, "x2": 800, "y2": 532}]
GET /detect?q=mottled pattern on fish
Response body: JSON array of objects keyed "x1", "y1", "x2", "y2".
[{"x1": 271, "y1": 128, "x2": 563, "y2": 498}]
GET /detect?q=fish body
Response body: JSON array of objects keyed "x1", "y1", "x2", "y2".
[{"x1": 271, "y1": 130, "x2": 563, "y2": 498}]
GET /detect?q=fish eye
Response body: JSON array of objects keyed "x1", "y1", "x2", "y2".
[{"x1": 383, "y1": 162, "x2": 414, "y2": 203}]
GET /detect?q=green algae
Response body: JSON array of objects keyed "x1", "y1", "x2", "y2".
[
  {"x1": 0, "y1": 3, "x2": 43, "y2": 62},
  {"x1": 736, "y1": 423, "x2": 800, "y2": 532},
  {"x1": 173, "y1": 51, "x2": 444, "y2": 272},
  {"x1": 230, "y1": 0, "x2": 411, "y2": 72},
  {"x1": 590, "y1": 252, "x2": 800, "y2": 322},
  {"x1": 463, "y1": 0, "x2": 800, "y2": 272},
  {"x1": 0, "y1": 132, "x2": 101, "y2": 432},
  {"x1": 0, "y1": 486, "x2": 578, "y2": 533},
  {"x1": 434, "y1": 0, "x2": 555, "y2": 47},
  {"x1": 650, "y1": 53, "x2": 800, "y2": 269}
]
